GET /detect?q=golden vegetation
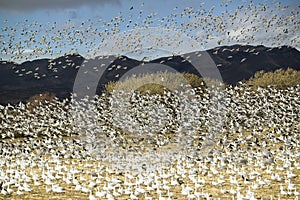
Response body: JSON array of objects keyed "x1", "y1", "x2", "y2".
[
  {"x1": 104, "y1": 72, "x2": 219, "y2": 95},
  {"x1": 105, "y1": 68, "x2": 300, "y2": 95},
  {"x1": 246, "y1": 68, "x2": 300, "y2": 89}
]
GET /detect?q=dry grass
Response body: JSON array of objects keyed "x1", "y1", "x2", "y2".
[
  {"x1": 246, "y1": 68, "x2": 300, "y2": 89},
  {"x1": 104, "y1": 72, "x2": 216, "y2": 95},
  {"x1": 1, "y1": 126, "x2": 299, "y2": 200}
]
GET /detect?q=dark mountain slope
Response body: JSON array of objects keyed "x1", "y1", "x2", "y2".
[{"x1": 0, "y1": 45, "x2": 299, "y2": 104}]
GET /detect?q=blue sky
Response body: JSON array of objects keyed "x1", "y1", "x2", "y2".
[
  {"x1": 2, "y1": 0, "x2": 297, "y2": 25},
  {"x1": 0, "y1": 0, "x2": 299, "y2": 62}
]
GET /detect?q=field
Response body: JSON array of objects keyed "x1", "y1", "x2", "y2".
[{"x1": 0, "y1": 77, "x2": 299, "y2": 199}]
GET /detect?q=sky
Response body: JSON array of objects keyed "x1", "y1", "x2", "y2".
[{"x1": 0, "y1": 0, "x2": 299, "y2": 62}]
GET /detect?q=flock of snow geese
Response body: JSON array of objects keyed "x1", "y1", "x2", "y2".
[
  {"x1": 0, "y1": 83, "x2": 299, "y2": 199},
  {"x1": 0, "y1": 0, "x2": 299, "y2": 62},
  {"x1": 0, "y1": 0, "x2": 299, "y2": 199}
]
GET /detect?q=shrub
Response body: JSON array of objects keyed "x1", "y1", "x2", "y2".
[
  {"x1": 27, "y1": 92, "x2": 56, "y2": 107},
  {"x1": 104, "y1": 72, "x2": 214, "y2": 95},
  {"x1": 246, "y1": 68, "x2": 300, "y2": 89}
]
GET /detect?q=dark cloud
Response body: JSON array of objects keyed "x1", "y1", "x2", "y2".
[{"x1": 0, "y1": 0, "x2": 121, "y2": 12}]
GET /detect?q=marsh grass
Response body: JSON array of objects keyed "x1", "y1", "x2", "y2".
[
  {"x1": 104, "y1": 72, "x2": 210, "y2": 95},
  {"x1": 246, "y1": 68, "x2": 300, "y2": 89},
  {"x1": 105, "y1": 69, "x2": 300, "y2": 96}
]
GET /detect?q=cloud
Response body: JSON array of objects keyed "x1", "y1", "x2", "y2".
[
  {"x1": 0, "y1": 0, "x2": 121, "y2": 12},
  {"x1": 192, "y1": 4, "x2": 299, "y2": 50},
  {"x1": 67, "y1": 9, "x2": 78, "y2": 19}
]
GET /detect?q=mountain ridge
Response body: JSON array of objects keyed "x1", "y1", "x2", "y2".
[{"x1": 0, "y1": 44, "x2": 299, "y2": 104}]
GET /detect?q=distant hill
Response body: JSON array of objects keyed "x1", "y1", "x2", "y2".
[{"x1": 0, "y1": 44, "x2": 299, "y2": 104}]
